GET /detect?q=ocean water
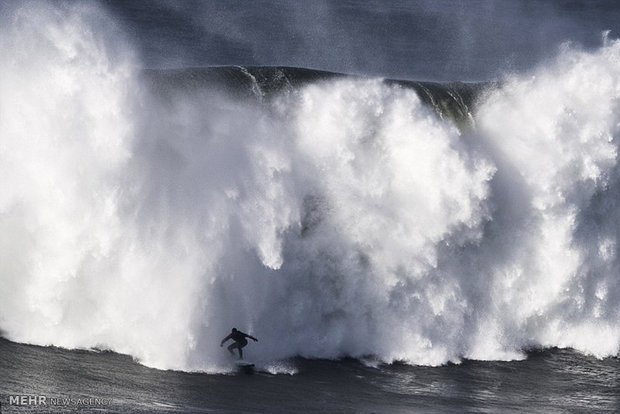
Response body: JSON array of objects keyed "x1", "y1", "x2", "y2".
[
  {"x1": 2, "y1": 1, "x2": 620, "y2": 412},
  {"x1": 2, "y1": 338, "x2": 620, "y2": 413}
]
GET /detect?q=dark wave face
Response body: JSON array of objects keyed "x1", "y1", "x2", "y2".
[
  {"x1": 2, "y1": 1, "x2": 620, "y2": 374},
  {"x1": 143, "y1": 66, "x2": 485, "y2": 126}
]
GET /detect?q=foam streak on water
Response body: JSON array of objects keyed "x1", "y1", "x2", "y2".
[{"x1": 1, "y1": 2, "x2": 620, "y2": 372}]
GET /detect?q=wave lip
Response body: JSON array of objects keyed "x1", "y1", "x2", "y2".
[{"x1": 143, "y1": 65, "x2": 485, "y2": 126}]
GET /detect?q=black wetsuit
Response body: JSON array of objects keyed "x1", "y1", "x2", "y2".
[
  {"x1": 229, "y1": 331, "x2": 248, "y2": 348},
  {"x1": 221, "y1": 330, "x2": 256, "y2": 359}
]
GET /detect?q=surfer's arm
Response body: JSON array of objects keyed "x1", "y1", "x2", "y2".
[
  {"x1": 246, "y1": 334, "x2": 258, "y2": 342},
  {"x1": 220, "y1": 334, "x2": 232, "y2": 346}
]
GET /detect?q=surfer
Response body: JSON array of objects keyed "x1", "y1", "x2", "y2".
[{"x1": 220, "y1": 328, "x2": 258, "y2": 359}]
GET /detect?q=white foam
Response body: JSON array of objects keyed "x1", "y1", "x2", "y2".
[{"x1": 262, "y1": 361, "x2": 299, "y2": 375}]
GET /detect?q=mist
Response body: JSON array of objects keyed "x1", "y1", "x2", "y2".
[{"x1": 104, "y1": 0, "x2": 620, "y2": 81}]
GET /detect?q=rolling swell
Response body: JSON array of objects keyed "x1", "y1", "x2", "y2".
[{"x1": 143, "y1": 66, "x2": 484, "y2": 126}]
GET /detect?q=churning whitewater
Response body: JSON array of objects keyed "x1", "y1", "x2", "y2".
[{"x1": 2, "y1": 3, "x2": 620, "y2": 373}]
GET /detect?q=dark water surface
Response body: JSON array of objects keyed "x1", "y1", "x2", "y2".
[{"x1": 1, "y1": 338, "x2": 619, "y2": 413}]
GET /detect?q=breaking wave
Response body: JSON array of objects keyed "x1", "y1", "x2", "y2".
[{"x1": 1, "y1": 2, "x2": 620, "y2": 372}]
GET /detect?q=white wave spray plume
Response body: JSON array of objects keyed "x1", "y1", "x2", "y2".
[{"x1": 1, "y1": 3, "x2": 620, "y2": 372}]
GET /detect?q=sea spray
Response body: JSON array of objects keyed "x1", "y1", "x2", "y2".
[
  {"x1": 0, "y1": 2, "x2": 136, "y2": 352},
  {"x1": 475, "y1": 41, "x2": 620, "y2": 358}
]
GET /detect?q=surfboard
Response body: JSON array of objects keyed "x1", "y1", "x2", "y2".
[
  {"x1": 235, "y1": 360, "x2": 255, "y2": 374},
  {"x1": 235, "y1": 360, "x2": 254, "y2": 366}
]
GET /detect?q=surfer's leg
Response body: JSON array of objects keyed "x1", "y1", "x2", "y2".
[
  {"x1": 227, "y1": 343, "x2": 236, "y2": 355},
  {"x1": 238, "y1": 339, "x2": 247, "y2": 359}
]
